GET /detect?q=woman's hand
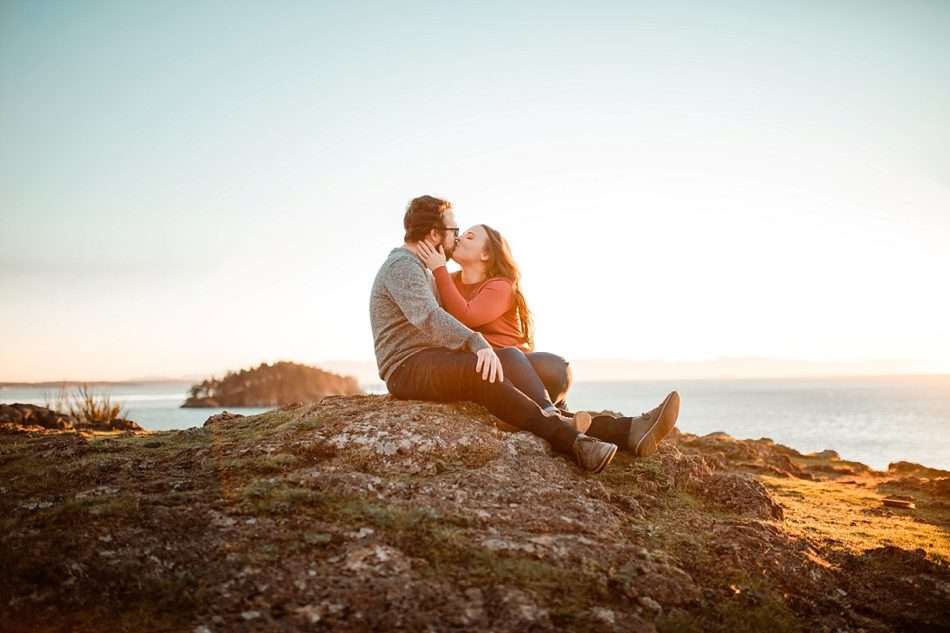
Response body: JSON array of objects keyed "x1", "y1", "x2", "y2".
[{"x1": 417, "y1": 241, "x2": 447, "y2": 271}]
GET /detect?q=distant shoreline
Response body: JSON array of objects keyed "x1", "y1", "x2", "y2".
[
  {"x1": 0, "y1": 380, "x2": 193, "y2": 389},
  {"x1": 3, "y1": 373, "x2": 949, "y2": 389},
  {"x1": 2, "y1": 377, "x2": 948, "y2": 470}
]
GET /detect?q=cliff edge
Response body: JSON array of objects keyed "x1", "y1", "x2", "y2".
[{"x1": 1, "y1": 395, "x2": 948, "y2": 632}]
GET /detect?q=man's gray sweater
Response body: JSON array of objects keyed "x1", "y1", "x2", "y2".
[{"x1": 370, "y1": 246, "x2": 490, "y2": 381}]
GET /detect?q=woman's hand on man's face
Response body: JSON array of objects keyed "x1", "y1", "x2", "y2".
[{"x1": 417, "y1": 241, "x2": 447, "y2": 271}]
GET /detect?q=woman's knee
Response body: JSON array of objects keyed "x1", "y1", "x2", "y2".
[
  {"x1": 528, "y1": 352, "x2": 570, "y2": 379},
  {"x1": 528, "y1": 352, "x2": 572, "y2": 403},
  {"x1": 495, "y1": 346, "x2": 528, "y2": 362},
  {"x1": 495, "y1": 346, "x2": 534, "y2": 374},
  {"x1": 559, "y1": 358, "x2": 573, "y2": 394}
]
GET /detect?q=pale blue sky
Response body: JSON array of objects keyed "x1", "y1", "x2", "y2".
[{"x1": 2, "y1": 1, "x2": 949, "y2": 381}]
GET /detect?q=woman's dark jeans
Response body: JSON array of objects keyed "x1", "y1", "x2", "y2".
[
  {"x1": 386, "y1": 348, "x2": 580, "y2": 455},
  {"x1": 494, "y1": 348, "x2": 632, "y2": 448},
  {"x1": 494, "y1": 348, "x2": 572, "y2": 411}
]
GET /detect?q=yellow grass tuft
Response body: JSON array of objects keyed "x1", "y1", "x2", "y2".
[{"x1": 43, "y1": 383, "x2": 129, "y2": 424}]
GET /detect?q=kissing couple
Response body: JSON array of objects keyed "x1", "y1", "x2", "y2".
[{"x1": 370, "y1": 195, "x2": 680, "y2": 473}]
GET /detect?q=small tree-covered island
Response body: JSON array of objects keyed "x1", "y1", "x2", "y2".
[{"x1": 182, "y1": 361, "x2": 362, "y2": 408}]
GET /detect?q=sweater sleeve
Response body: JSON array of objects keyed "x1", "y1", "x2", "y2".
[
  {"x1": 433, "y1": 267, "x2": 514, "y2": 328},
  {"x1": 384, "y1": 257, "x2": 490, "y2": 353}
]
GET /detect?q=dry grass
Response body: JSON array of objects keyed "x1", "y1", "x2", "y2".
[
  {"x1": 43, "y1": 383, "x2": 129, "y2": 424},
  {"x1": 763, "y1": 473, "x2": 950, "y2": 560}
]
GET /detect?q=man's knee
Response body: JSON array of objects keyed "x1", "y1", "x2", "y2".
[
  {"x1": 391, "y1": 350, "x2": 483, "y2": 401},
  {"x1": 453, "y1": 353, "x2": 506, "y2": 399}
]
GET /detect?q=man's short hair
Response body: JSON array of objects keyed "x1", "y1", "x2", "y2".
[{"x1": 404, "y1": 195, "x2": 452, "y2": 242}]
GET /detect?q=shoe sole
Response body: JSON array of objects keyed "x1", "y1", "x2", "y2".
[
  {"x1": 590, "y1": 442, "x2": 618, "y2": 474},
  {"x1": 633, "y1": 391, "x2": 680, "y2": 458}
]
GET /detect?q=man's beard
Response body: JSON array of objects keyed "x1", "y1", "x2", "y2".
[{"x1": 442, "y1": 241, "x2": 456, "y2": 260}]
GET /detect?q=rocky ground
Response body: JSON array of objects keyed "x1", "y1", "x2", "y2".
[
  {"x1": 1, "y1": 395, "x2": 948, "y2": 632},
  {"x1": 0, "y1": 402, "x2": 143, "y2": 433}
]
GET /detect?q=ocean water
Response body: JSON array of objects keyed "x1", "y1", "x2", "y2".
[
  {"x1": 2, "y1": 375, "x2": 949, "y2": 471},
  {"x1": 567, "y1": 376, "x2": 950, "y2": 471},
  {"x1": 0, "y1": 383, "x2": 272, "y2": 432}
]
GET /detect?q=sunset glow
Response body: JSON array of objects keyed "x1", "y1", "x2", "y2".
[{"x1": 2, "y1": 3, "x2": 948, "y2": 382}]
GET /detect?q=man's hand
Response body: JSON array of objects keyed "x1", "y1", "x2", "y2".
[
  {"x1": 475, "y1": 347, "x2": 504, "y2": 383},
  {"x1": 416, "y1": 241, "x2": 447, "y2": 271}
]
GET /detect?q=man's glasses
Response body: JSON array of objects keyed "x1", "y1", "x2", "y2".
[{"x1": 441, "y1": 226, "x2": 460, "y2": 237}]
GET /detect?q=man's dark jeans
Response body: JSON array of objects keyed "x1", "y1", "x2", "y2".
[{"x1": 386, "y1": 349, "x2": 580, "y2": 455}]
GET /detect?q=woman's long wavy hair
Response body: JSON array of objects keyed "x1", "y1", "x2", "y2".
[{"x1": 481, "y1": 224, "x2": 534, "y2": 348}]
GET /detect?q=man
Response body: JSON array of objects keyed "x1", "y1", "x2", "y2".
[{"x1": 369, "y1": 195, "x2": 680, "y2": 473}]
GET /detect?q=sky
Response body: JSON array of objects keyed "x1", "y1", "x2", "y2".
[{"x1": 2, "y1": 1, "x2": 949, "y2": 382}]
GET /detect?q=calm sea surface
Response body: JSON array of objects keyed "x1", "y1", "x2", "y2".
[{"x1": 3, "y1": 376, "x2": 948, "y2": 471}]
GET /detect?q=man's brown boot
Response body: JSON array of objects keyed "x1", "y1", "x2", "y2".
[
  {"x1": 626, "y1": 391, "x2": 680, "y2": 457},
  {"x1": 573, "y1": 434, "x2": 618, "y2": 473},
  {"x1": 543, "y1": 408, "x2": 592, "y2": 433}
]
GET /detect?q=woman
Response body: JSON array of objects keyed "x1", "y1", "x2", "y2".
[{"x1": 417, "y1": 225, "x2": 590, "y2": 431}]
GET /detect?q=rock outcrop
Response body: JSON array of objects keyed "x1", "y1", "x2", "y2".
[
  {"x1": 0, "y1": 403, "x2": 144, "y2": 433},
  {"x1": 1, "y1": 395, "x2": 948, "y2": 633}
]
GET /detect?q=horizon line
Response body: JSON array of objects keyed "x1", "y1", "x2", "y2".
[
  {"x1": 3, "y1": 371, "x2": 949, "y2": 388},
  {"x1": 2, "y1": 355, "x2": 944, "y2": 385}
]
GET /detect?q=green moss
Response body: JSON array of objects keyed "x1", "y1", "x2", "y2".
[
  {"x1": 86, "y1": 494, "x2": 142, "y2": 518},
  {"x1": 337, "y1": 497, "x2": 462, "y2": 531},
  {"x1": 257, "y1": 452, "x2": 301, "y2": 469},
  {"x1": 0, "y1": 445, "x2": 126, "y2": 497},
  {"x1": 656, "y1": 609, "x2": 707, "y2": 633},
  {"x1": 663, "y1": 489, "x2": 702, "y2": 510},
  {"x1": 596, "y1": 454, "x2": 652, "y2": 493},
  {"x1": 249, "y1": 542, "x2": 282, "y2": 562},
  {"x1": 16, "y1": 602, "x2": 195, "y2": 633},
  {"x1": 291, "y1": 414, "x2": 325, "y2": 432},
  {"x1": 657, "y1": 579, "x2": 801, "y2": 633},
  {"x1": 219, "y1": 452, "x2": 300, "y2": 475},
  {"x1": 316, "y1": 495, "x2": 611, "y2": 612},
  {"x1": 648, "y1": 555, "x2": 802, "y2": 633},
  {"x1": 260, "y1": 410, "x2": 328, "y2": 433},
  {"x1": 247, "y1": 410, "x2": 296, "y2": 429},
  {"x1": 93, "y1": 429, "x2": 209, "y2": 452},
  {"x1": 303, "y1": 531, "x2": 334, "y2": 545},
  {"x1": 12, "y1": 493, "x2": 143, "y2": 531},
  {"x1": 290, "y1": 439, "x2": 339, "y2": 461},
  {"x1": 238, "y1": 479, "x2": 316, "y2": 514}
]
